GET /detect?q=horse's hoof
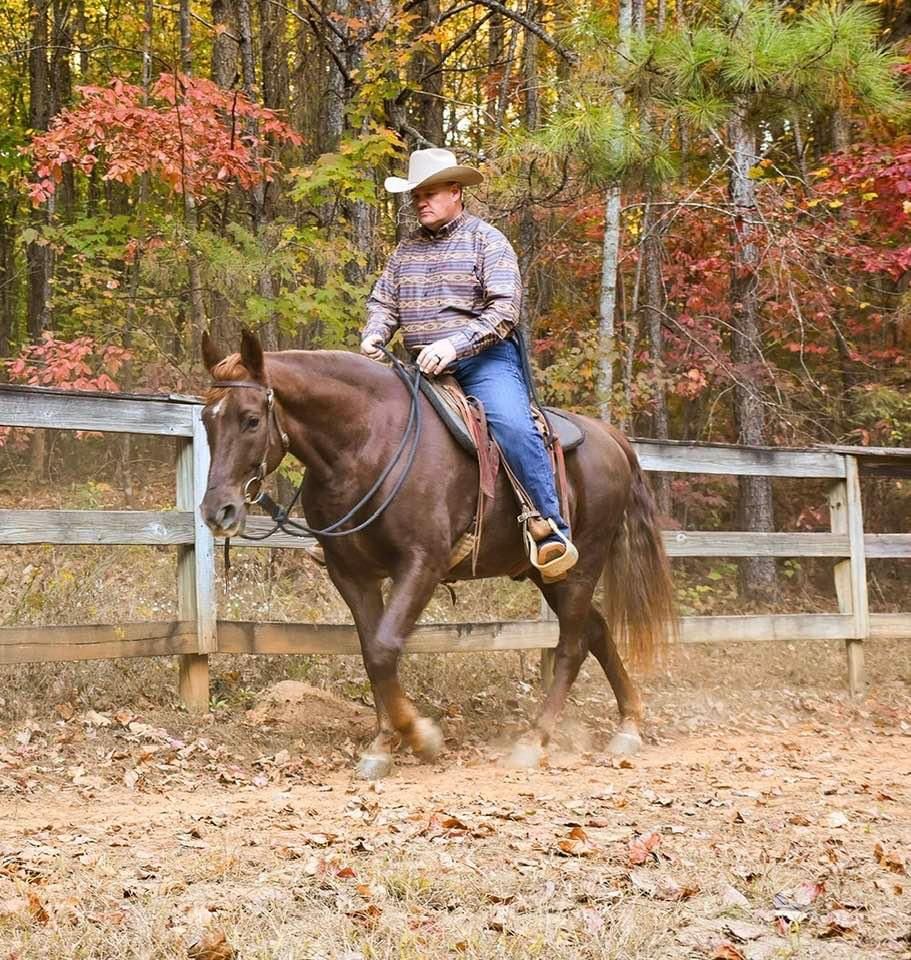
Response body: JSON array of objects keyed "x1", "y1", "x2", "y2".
[
  {"x1": 356, "y1": 751, "x2": 393, "y2": 780},
  {"x1": 608, "y1": 731, "x2": 642, "y2": 756},
  {"x1": 506, "y1": 739, "x2": 545, "y2": 769},
  {"x1": 410, "y1": 717, "x2": 443, "y2": 762}
]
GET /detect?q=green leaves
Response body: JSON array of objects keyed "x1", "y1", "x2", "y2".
[{"x1": 291, "y1": 128, "x2": 401, "y2": 208}]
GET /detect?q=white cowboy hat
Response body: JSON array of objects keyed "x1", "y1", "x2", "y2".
[{"x1": 384, "y1": 148, "x2": 483, "y2": 194}]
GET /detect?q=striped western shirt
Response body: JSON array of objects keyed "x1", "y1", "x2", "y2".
[{"x1": 363, "y1": 211, "x2": 522, "y2": 360}]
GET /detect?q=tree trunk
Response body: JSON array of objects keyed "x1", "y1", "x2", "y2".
[
  {"x1": 486, "y1": 11, "x2": 503, "y2": 139},
  {"x1": 728, "y1": 104, "x2": 776, "y2": 602},
  {"x1": 177, "y1": 0, "x2": 208, "y2": 362},
  {"x1": 27, "y1": 0, "x2": 52, "y2": 345},
  {"x1": 324, "y1": 0, "x2": 348, "y2": 151},
  {"x1": 494, "y1": 20, "x2": 520, "y2": 132},
  {"x1": 643, "y1": 198, "x2": 671, "y2": 516},
  {"x1": 0, "y1": 189, "x2": 18, "y2": 355},
  {"x1": 791, "y1": 108, "x2": 810, "y2": 187},
  {"x1": 516, "y1": 1, "x2": 541, "y2": 345},
  {"x1": 209, "y1": 0, "x2": 238, "y2": 344},
  {"x1": 237, "y1": 0, "x2": 278, "y2": 349},
  {"x1": 411, "y1": 0, "x2": 443, "y2": 145},
  {"x1": 50, "y1": 0, "x2": 74, "y2": 219},
  {"x1": 636, "y1": 0, "x2": 670, "y2": 513},
  {"x1": 598, "y1": 0, "x2": 631, "y2": 421},
  {"x1": 119, "y1": 0, "x2": 155, "y2": 506},
  {"x1": 211, "y1": 0, "x2": 238, "y2": 88},
  {"x1": 831, "y1": 108, "x2": 851, "y2": 152},
  {"x1": 259, "y1": 0, "x2": 290, "y2": 345},
  {"x1": 598, "y1": 185, "x2": 622, "y2": 421}
]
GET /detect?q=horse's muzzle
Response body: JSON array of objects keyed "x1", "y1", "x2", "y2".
[{"x1": 201, "y1": 493, "x2": 246, "y2": 538}]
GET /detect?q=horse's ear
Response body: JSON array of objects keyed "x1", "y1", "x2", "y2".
[
  {"x1": 240, "y1": 327, "x2": 264, "y2": 379},
  {"x1": 201, "y1": 330, "x2": 226, "y2": 373}
]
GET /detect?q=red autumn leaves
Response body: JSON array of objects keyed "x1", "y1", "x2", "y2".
[{"x1": 26, "y1": 75, "x2": 302, "y2": 205}]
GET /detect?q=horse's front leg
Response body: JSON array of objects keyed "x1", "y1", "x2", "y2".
[
  {"x1": 360, "y1": 559, "x2": 446, "y2": 775},
  {"x1": 323, "y1": 566, "x2": 399, "y2": 779}
]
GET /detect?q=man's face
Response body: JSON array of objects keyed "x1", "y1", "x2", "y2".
[{"x1": 411, "y1": 182, "x2": 462, "y2": 231}]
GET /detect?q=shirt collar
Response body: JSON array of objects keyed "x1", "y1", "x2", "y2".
[{"x1": 423, "y1": 210, "x2": 468, "y2": 240}]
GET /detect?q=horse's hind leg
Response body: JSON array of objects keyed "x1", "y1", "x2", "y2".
[
  {"x1": 586, "y1": 605, "x2": 645, "y2": 755},
  {"x1": 509, "y1": 579, "x2": 593, "y2": 768}
]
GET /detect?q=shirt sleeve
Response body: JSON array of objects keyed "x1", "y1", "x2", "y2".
[
  {"x1": 363, "y1": 246, "x2": 401, "y2": 344},
  {"x1": 447, "y1": 233, "x2": 522, "y2": 360}
]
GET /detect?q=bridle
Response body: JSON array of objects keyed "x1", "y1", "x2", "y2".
[
  {"x1": 209, "y1": 382, "x2": 290, "y2": 507},
  {"x1": 206, "y1": 348, "x2": 423, "y2": 544}
]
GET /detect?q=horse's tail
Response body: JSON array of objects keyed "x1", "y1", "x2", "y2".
[{"x1": 602, "y1": 435, "x2": 677, "y2": 669}]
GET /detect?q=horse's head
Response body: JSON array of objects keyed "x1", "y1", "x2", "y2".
[{"x1": 199, "y1": 328, "x2": 288, "y2": 538}]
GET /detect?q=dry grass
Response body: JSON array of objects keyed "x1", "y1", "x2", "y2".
[{"x1": 1, "y1": 638, "x2": 910, "y2": 959}]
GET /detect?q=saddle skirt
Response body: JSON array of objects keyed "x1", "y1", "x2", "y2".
[
  {"x1": 418, "y1": 376, "x2": 585, "y2": 456},
  {"x1": 418, "y1": 375, "x2": 583, "y2": 573}
]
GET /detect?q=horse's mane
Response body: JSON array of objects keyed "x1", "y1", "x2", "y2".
[
  {"x1": 203, "y1": 348, "x2": 383, "y2": 406},
  {"x1": 205, "y1": 353, "x2": 250, "y2": 404}
]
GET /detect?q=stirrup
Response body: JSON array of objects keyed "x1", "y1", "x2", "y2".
[{"x1": 523, "y1": 517, "x2": 578, "y2": 582}]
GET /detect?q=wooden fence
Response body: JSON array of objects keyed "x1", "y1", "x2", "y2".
[{"x1": 0, "y1": 383, "x2": 908, "y2": 710}]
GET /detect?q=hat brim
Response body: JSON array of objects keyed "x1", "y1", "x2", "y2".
[{"x1": 384, "y1": 165, "x2": 484, "y2": 194}]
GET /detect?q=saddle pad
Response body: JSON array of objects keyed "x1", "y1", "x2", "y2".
[{"x1": 418, "y1": 376, "x2": 584, "y2": 455}]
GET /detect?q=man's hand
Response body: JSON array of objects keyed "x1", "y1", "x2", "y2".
[
  {"x1": 360, "y1": 334, "x2": 386, "y2": 361},
  {"x1": 416, "y1": 338, "x2": 457, "y2": 377}
]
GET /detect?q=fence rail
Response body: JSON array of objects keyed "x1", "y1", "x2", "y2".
[{"x1": 0, "y1": 383, "x2": 908, "y2": 708}]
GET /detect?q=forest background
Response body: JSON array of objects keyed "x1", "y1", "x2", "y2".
[{"x1": 1, "y1": 0, "x2": 910, "y2": 608}]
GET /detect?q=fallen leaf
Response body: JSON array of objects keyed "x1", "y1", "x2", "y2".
[
  {"x1": 657, "y1": 877, "x2": 699, "y2": 901},
  {"x1": 823, "y1": 810, "x2": 849, "y2": 829},
  {"x1": 724, "y1": 920, "x2": 766, "y2": 942},
  {"x1": 819, "y1": 909, "x2": 859, "y2": 938},
  {"x1": 629, "y1": 869, "x2": 697, "y2": 901},
  {"x1": 177, "y1": 833, "x2": 207, "y2": 850},
  {"x1": 629, "y1": 868, "x2": 657, "y2": 896},
  {"x1": 710, "y1": 942, "x2": 746, "y2": 960},
  {"x1": 627, "y1": 831, "x2": 661, "y2": 866},
  {"x1": 773, "y1": 879, "x2": 824, "y2": 917},
  {"x1": 304, "y1": 832, "x2": 337, "y2": 847},
  {"x1": 721, "y1": 885, "x2": 750, "y2": 909},
  {"x1": 187, "y1": 928, "x2": 234, "y2": 960},
  {"x1": 486, "y1": 905, "x2": 516, "y2": 933},
  {"x1": 26, "y1": 892, "x2": 48, "y2": 924},
  {"x1": 54, "y1": 702, "x2": 75, "y2": 721},
  {"x1": 346, "y1": 903, "x2": 382, "y2": 928},
  {"x1": 82, "y1": 710, "x2": 111, "y2": 727},
  {"x1": 355, "y1": 882, "x2": 384, "y2": 899},
  {"x1": 874, "y1": 842, "x2": 907, "y2": 875}
]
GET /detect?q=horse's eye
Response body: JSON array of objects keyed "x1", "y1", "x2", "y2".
[{"x1": 244, "y1": 416, "x2": 261, "y2": 430}]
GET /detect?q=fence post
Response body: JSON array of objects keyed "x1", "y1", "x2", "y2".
[
  {"x1": 539, "y1": 595, "x2": 557, "y2": 692},
  {"x1": 176, "y1": 407, "x2": 216, "y2": 712},
  {"x1": 827, "y1": 455, "x2": 868, "y2": 697}
]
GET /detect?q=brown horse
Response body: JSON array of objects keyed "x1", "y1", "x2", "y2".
[{"x1": 200, "y1": 329, "x2": 675, "y2": 779}]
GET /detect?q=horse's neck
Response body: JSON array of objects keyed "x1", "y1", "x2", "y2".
[{"x1": 266, "y1": 352, "x2": 379, "y2": 479}]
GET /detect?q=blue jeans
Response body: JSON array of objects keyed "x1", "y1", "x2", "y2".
[{"x1": 451, "y1": 337, "x2": 569, "y2": 538}]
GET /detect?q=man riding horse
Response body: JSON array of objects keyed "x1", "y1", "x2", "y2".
[
  {"x1": 360, "y1": 148, "x2": 578, "y2": 579},
  {"x1": 199, "y1": 149, "x2": 674, "y2": 781}
]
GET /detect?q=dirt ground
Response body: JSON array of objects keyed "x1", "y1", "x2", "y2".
[{"x1": 1, "y1": 638, "x2": 909, "y2": 960}]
